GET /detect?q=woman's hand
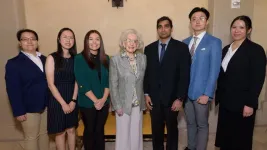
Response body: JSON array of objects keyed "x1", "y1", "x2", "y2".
[
  {"x1": 62, "y1": 103, "x2": 71, "y2": 114},
  {"x1": 94, "y1": 99, "x2": 105, "y2": 110},
  {"x1": 116, "y1": 108, "x2": 123, "y2": 116},
  {"x1": 243, "y1": 105, "x2": 254, "y2": 117},
  {"x1": 69, "y1": 101, "x2": 76, "y2": 112}
]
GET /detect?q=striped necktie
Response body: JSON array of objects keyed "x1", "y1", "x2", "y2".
[{"x1": 189, "y1": 37, "x2": 198, "y2": 57}]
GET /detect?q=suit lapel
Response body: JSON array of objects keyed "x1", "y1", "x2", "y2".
[
  {"x1": 193, "y1": 33, "x2": 208, "y2": 60},
  {"x1": 184, "y1": 37, "x2": 192, "y2": 45},
  {"x1": 196, "y1": 33, "x2": 208, "y2": 52},
  {"x1": 222, "y1": 46, "x2": 229, "y2": 60},
  {"x1": 19, "y1": 52, "x2": 44, "y2": 73},
  {"x1": 120, "y1": 56, "x2": 134, "y2": 74},
  {"x1": 224, "y1": 39, "x2": 248, "y2": 73},
  {"x1": 40, "y1": 55, "x2": 46, "y2": 73},
  {"x1": 160, "y1": 38, "x2": 173, "y2": 65},
  {"x1": 136, "y1": 54, "x2": 142, "y2": 79},
  {"x1": 153, "y1": 41, "x2": 160, "y2": 64}
]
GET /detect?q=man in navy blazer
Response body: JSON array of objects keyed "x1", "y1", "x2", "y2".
[
  {"x1": 5, "y1": 29, "x2": 49, "y2": 150},
  {"x1": 182, "y1": 7, "x2": 222, "y2": 150}
]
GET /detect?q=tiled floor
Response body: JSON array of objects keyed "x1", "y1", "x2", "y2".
[
  {"x1": 0, "y1": 127, "x2": 266, "y2": 150},
  {"x1": 79, "y1": 112, "x2": 267, "y2": 150},
  {"x1": 103, "y1": 126, "x2": 267, "y2": 150},
  {"x1": 1, "y1": 113, "x2": 266, "y2": 150}
]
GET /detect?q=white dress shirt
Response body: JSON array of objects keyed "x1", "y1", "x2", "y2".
[
  {"x1": 221, "y1": 43, "x2": 239, "y2": 72},
  {"x1": 21, "y1": 51, "x2": 44, "y2": 72},
  {"x1": 188, "y1": 31, "x2": 206, "y2": 52}
]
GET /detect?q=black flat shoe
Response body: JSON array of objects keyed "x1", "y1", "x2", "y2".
[{"x1": 184, "y1": 147, "x2": 191, "y2": 150}]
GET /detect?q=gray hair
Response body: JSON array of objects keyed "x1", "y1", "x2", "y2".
[{"x1": 119, "y1": 29, "x2": 144, "y2": 53}]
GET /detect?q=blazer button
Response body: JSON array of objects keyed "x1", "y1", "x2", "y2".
[{"x1": 80, "y1": 86, "x2": 83, "y2": 88}]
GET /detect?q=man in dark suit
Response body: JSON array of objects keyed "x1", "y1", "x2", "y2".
[
  {"x1": 5, "y1": 29, "x2": 49, "y2": 150},
  {"x1": 144, "y1": 16, "x2": 191, "y2": 150}
]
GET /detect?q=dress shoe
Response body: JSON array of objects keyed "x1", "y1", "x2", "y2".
[{"x1": 184, "y1": 147, "x2": 191, "y2": 150}]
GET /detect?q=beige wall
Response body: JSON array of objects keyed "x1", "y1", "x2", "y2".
[
  {"x1": 209, "y1": 0, "x2": 254, "y2": 46},
  {"x1": 0, "y1": 0, "x2": 208, "y2": 143},
  {"x1": 1, "y1": 0, "x2": 267, "y2": 146},
  {"x1": 0, "y1": 0, "x2": 26, "y2": 140},
  {"x1": 23, "y1": 0, "x2": 207, "y2": 56},
  {"x1": 253, "y1": 0, "x2": 267, "y2": 125}
]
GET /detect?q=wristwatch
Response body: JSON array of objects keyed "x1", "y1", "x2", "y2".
[{"x1": 71, "y1": 99, "x2": 77, "y2": 103}]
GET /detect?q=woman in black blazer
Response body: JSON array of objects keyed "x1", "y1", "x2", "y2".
[{"x1": 215, "y1": 15, "x2": 266, "y2": 150}]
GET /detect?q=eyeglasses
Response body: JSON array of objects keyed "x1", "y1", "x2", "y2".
[
  {"x1": 191, "y1": 16, "x2": 207, "y2": 22},
  {"x1": 126, "y1": 39, "x2": 138, "y2": 44},
  {"x1": 20, "y1": 38, "x2": 37, "y2": 42}
]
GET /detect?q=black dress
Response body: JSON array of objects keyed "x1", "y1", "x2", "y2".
[{"x1": 47, "y1": 52, "x2": 78, "y2": 134}]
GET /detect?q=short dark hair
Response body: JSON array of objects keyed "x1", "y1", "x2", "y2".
[
  {"x1": 157, "y1": 16, "x2": 173, "y2": 29},
  {"x1": 230, "y1": 15, "x2": 252, "y2": 30},
  {"x1": 16, "y1": 29, "x2": 39, "y2": 41},
  {"x1": 189, "y1": 7, "x2": 210, "y2": 20}
]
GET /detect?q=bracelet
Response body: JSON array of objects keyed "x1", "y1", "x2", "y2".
[{"x1": 71, "y1": 99, "x2": 77, "y2": 103}]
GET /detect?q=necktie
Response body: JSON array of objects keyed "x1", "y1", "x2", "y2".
[
  {"x1": 189, "y1": 37, "x2": 198, "y2": 57},
  {"x1": 160, "y1": 43, "x2": 166, "y2": 62}
]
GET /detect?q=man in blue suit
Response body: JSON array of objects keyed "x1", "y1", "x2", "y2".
[
  {"x1": 183, "y1": 7, "x2": 222, "y2": 150},
  {"x1": 5, "y1": 29, "x2": 49, "y2": 150}
]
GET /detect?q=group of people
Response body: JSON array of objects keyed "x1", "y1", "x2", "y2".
[{"x1": 5, "y1": 7, "x2": 266, "y2": 150}]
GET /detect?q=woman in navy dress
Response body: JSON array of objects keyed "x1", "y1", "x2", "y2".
[{"x1": 46, "y1": 28, "x2": 78, "y2": 150}]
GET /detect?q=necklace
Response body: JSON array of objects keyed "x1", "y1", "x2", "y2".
[{"x1": 129, "y1": 57, "x2": 135, "y2": 61}]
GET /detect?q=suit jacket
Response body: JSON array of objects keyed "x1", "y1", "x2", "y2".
[
  {"x1": 109, "y1": 52, "x2": 146, "y2": 115},
  {"x1": 215, "y1": 38, "x2": 266, "y2": 112},
  {"x1": 183, "y1": 33, "x2": 222, "y2": 100},
  {"x1": 5, "y1": 52, "x2": 48, "y2": 117},
  {"x1": 74, "y1": 53, "x2": 110, "y2": 108},
  {"x1": 144, "y1": 38, "x2": 191, "y2": 106}
]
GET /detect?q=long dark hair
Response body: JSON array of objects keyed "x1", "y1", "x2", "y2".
[
  {"x1": 54, "y1": 28, "x2": 77, "y2": 70},
  {"x1": 82, "y1": 30, "x2": 109, "y2": 69}
]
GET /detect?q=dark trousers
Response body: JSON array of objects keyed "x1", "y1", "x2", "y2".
[
  {"x1": 150, "y1": 104, "x2": 179, "y2": 150},
  {"x1": 215, "y1": 106, "x2": 256, "y2": 150},
  {"x1": 80, "y1": 105, "x2": 109, "y2": 150}
]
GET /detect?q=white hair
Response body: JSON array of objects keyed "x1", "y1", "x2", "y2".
[{"x1": 119, "y1": 29, "x2": 144, "y2": 53}]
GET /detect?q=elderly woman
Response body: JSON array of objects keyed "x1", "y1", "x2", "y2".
[{"x1": 109, "y1": 29, "x2": 146, "y2": 150}]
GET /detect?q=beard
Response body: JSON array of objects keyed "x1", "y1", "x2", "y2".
[{"x1": 159, "y1": 33, "x2": 171, "y2": 39}]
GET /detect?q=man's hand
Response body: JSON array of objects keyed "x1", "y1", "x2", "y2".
[
  {"x1": 145, "y1": 95, "x2": 153, "y2": 110},
  {"x1": 171, "y1": 99, "x2": 183, "y2": 111},
  {"x1": 16, "y1": 114, "x2": 27, "y2": 122},
  {"x1": 197, "y1": 95, "x2": 209, "y2": 104}
]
